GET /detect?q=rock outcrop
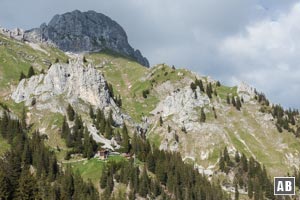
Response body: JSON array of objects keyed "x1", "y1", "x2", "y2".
[
  {"x1": 0, "y1": 26, "x2": 25, "y2": 41},
  {"x1": 151, "y1": 86, "x2": 210, "y2": 127},
  {"x1": 11, "y1": 59, "x2": 124, "y2": 125},
  {"x1": 24, "y1": 10, "x2": 149, "y2": 67},
  {"x1": 237, "y1": 82, "x2": 256, "y2": 102}
]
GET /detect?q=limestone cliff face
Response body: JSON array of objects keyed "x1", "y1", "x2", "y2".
[
  {"x1": 11, "y1": 59, "x2": 124, "y2": 125},
  {"x1": 24, "y1": 10, "x2": 149, "y2": 67}
]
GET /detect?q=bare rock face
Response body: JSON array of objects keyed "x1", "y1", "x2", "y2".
[
  {"x1": 24, "y1": 10, "x2": 149, "y2": 67},
  {"x1": 0, "y1": 26, "x2": 25, "y2": 41},
  {"x1": 151, "y1": 86, "x2": 210, "y2": 127},
  {"x1": 237, "y1": 82, "x2": 256, "y2": 102},
  {"x1": 11, "y1": 59, "x2": 124, "y2": 125}
]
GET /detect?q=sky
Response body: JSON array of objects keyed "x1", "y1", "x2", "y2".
[{"x1": 0, "y1": 0, "x2": 299, "y2": 109}]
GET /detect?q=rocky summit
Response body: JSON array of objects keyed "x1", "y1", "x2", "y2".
[{"x1": 24, "y1": 10, "x2": 149, "y2": 67}]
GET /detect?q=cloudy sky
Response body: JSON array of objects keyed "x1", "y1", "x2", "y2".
[{"x1": 0, "y1": 0, "x2": 299, "y2": 108}]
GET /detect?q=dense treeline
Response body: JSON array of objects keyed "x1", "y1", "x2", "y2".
[
  {"x1": 61, "y1": 114, "x2": 98, "y2": 160},
  {"x1": 219, "y1": 147, "x2": 274, "y2": 200},
  {"x1": 0, "y1": 111, "x2": 98, "y2": 199},
  {"x1": 100, "y1": 133, "x2": 229, "y2": 200},
  {"x1": 91, "y1": 108, "x2": 114, "y2": 139},
  {"x1": 257, "y1": 92, "x2": 299, "y2": 135}
]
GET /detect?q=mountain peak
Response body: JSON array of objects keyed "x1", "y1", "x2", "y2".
[{"x1": 24, "y1": 10, "x2": 149, "y2": 67}]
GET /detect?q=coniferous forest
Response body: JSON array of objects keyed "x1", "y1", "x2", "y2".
[{"x1": 0, "y1": 112, "x2": 98, "y2": 199}]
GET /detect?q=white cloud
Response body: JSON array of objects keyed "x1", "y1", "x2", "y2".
[{"x1": 220, "y1": 3, "x2": 300, "y2": 108}]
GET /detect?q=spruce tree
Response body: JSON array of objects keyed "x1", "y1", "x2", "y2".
[
  {"x1": 83, "y1": 129, "x2": 94, "y2": 159},
  {"x1": 67, "y1": 104, "x2": 75, "y2": 121},
  {"x1": 200, "y1": 108, "x2": 206, "y2": 123},
  {"x1": 16, "y1": 168, "x2": 37, "y2": 200},
  {"x1": 223, "y1": 147, "x2": 230, "y2": 162},
  {"x1": 19, "y1": 72, "x2": 26, "y2": 81},
  {"x1": 159, "y1": 116, "x2": 163, "y2": 126},
  {"x1": 61, "y1": 166, "x2": 74, "y2": 200},
  {"x1": 89, "y1": 105, "x2": 94, "y2": 119},
  {"x1": 213, "y1": 106, "x2": 217, "y2": 119},
  {"x1": 146, "y1": 153, "x2": 156, "y2": 173},
  {"x1": 190, "y1": 82, "x2": 196, "y2": 92},
  {"x1": 104, "y1": 123, "x2": 112, "y2": 139},
  {"x1": 121, "y1": 123, "x2": 130, "y2": 153},
  {"x1": 231, "y1": 96, "x2": 236, "y2": 107},
  {"x1": 235, "y1": 151, "x2": 240, "y2": 163},
  {"x1": 234, "y1": 183, "x2": 239, "y2": 200},
  {"x1": 206, "y1": 83, "x2": 212, "y2": 98},
  {"x1": 195, "y1": 79, "x2": 204, "y2": 92},
  {"x1": 236, "y1": 97, "x2": 242, "y2": 111},
  {"x1": 21, "y1": 107, "x2": 27, "y2": 129},
  {"x1": 27, "y1": 66, "x2": 35, "y2": 78},
  {"x1": 226, "y1": 94, "x2": 230, "y2": 104},
  {"x1": 139, "y1": 167, "x2": 149, "y2": 197},
  {"x1": 247, "y1": 179, "x2": 253, "y2": 199},
  {"x1": 219, "y1": 155, "x2": 225, "y2": 171},
  {"x1": 0, "y1": 170, "x2": 11, "y2": 200}
]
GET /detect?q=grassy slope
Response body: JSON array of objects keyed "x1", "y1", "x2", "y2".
[
  {"x1": 223, "y1": 103, "x2": 300, "y2": 176},
  {"x1": 87, "y1": 52, "x2": 157, "y2": 122},
  {"x1": 70, "y1": 156, "x2": 126, "y2": 186},
  {"x1": 0, "y1": 34, "x2": 67, "y2": 91}
]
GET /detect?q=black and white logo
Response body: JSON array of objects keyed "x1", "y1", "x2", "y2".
[{"x1": 274, "y1": 177, "x2": 295, "y2": 195}]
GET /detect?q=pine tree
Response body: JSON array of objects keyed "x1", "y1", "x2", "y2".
[
  {"x1": 27, "y1": 66, "x2": 35, "y2": 78},
  {"x1": 241, "y1": 153, "x2": 248, "y2": 172},
  {"x1": 121, "y1": 123, "x2": 130, "y2": 153},
  {"x1": 190, "y1": 82, "x2": 196, "y2": 91},
  {"x1": 234, "y1": 183, "x2": 239, "y2": 200},
  {"x1": 83, "y1": 56, "x2": 87, "y2": 63},
  {"x1": 21, "y1": 107, "x2": 27, "y2": 129},
  {"x1": 247, "y1": 178, "x2": 253, "y2": 199},
  {"x1": 146, "y1": 153, "x2": 156, "y2": 173},
  {"x1": 67, "y1": 104, "x2": 75, "y2": 121},
  {"x1": 226, "y1": 94, "x2": 230, "y2": 104},
  {"x1": 0, "y1": 170, "x2": 11, "y2": 200},
  {"x1": 195, "y1": 79, "x2": 204, "y2": 92},
  {"x1": 206, "y1": 83, "x2": 212, "y2": 98},
  {"x1": 213, "y1": 106, "x2": 217, "y2": 119},
  {"x1": 200, "y1": 108, "x2": 206, "y2": 122},
  {"x1": 235, "y1": 151, "x2": 240, "y2": 163},
  {"x1": 89, "y1": 105, "x2": 94, "y2": 119},
  {"x1": 19, "y1": 72, "x2": 26, "y2": 81},
  {"x1": 0, "y1": 111, "x2": 9, "y2": 138},
  {"x1": 104, "y1": 123, "x2": 112, "y2": 139},
  {"x1": 16, "y1": 168, "x2": 38, "y2": 200},
  {"x1": 231, "y1": 96, "x2": 236, "y2": 107},
  {"x1": 139, "y1": 167, "x2": 149, "y2": 197},
  {"x1": 22, "y1": 142, "x2": 32, "y2": 165},
  {"x1": 223, "y1": 147, "x2": 230, "y2": 162},
  {"x1": 83, "y1": 129, "x2": 94, "y2": 159},
  {"x1": 159, "y1": 116, "x2": 163, "y2": 126},
  {"x1": 236, "y1": 97, "x2": 242, "y2": 111},
  {"x1": 61, "y1": 166, "x2": 74, "y2": 200},
  {"x1": 219, "y1": 155, "x2": 225, "y2": 171}
]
